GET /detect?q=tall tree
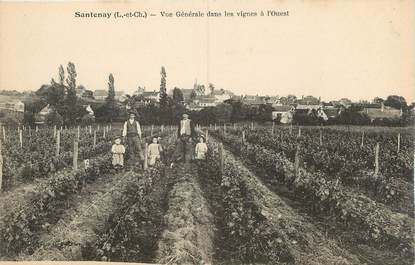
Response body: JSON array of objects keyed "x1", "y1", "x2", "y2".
[
  {"x1": 105, "y1": 73, "x2": 117, "y2": 122},
  {"x1": 196, "y1": 84, "x2": 205, "y2": 96},
  {"x1": 208, "y1": 83, "x2": 215, "y2": 95},
  {"x1": 64, "y1": 62, "x2": 79, "y2": 125},
  {"x1": 159, "y1": 66, "x2": 168, "y2": 108},
  {"x1": 66, "y1": 62, "x2": 77, "y2": 91},
  {"x1": 384, "y1": 95, "x2": 407, "y2": 110},
  {"x1": 59, "y1": 65, "x2": 65, "y2": 85},
  {"x1": 172, "y1": 87, "x2": 184, "y2": 103}
]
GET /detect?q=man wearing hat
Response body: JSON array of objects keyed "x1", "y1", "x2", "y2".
[
  {"x1": 122, "y1": 112, "x2": 143, "y2": 168},
  {"x1": 172, "y1": 113, "x2": 196, "y2": 165}
]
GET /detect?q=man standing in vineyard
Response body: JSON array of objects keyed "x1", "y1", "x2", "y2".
[
  {"x1": 171, "y1": 113, "x2": 196, "y2": 166},
  {"x1": 122, "y1": 112, "x2": 143, "y2": 169}
]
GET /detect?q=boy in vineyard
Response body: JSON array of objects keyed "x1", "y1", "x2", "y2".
[
  {"x1": 112, "y1": 136, "x2": 126, "y2": 171},
  {"x1": 147, "y1": 136, "x2": 163, "y2": 167}
]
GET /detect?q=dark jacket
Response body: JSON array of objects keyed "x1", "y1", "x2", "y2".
[{"x1": 177, "y1": 119, "x2": 196, "y2": 138}]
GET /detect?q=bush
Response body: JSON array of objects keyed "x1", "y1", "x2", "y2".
[{"x1": 45, "y1": 111, "x2": 63, "y2": 127}]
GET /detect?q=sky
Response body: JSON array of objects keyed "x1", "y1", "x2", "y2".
[{"x1": 0, "y1": 0, "x2": 414, "y2": 102}]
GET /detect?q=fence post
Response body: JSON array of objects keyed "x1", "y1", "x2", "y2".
[
  {"x1": 56, "y1": 129, "x2": 61, "y2": 156},
  {"x1": 73, "y1": 140, "x2": 78, "y2": 171},
  {"x1": 0, "y1": 139, "x2": 3, "y2": 192},
  {"x1": 93, "y1": 130, "x2": 97, "y2": 147},
  {"x1": 374, "y1": 143, "x2": 379, "y2": 176},
  {"x1": 219, "y1": 143, "x2": 224, "y2": 174},
  {"x1": 397, "y1": 133, "x2": 400, "y2": 153},
  {"x1": 144, "y1": 143, "x2": 148, "y2": 170},
  {"x1": 19, "y1": 130, "x2": 23, "y2": 148}
]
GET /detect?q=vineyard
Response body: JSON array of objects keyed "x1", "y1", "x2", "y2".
[{"x1": 0, "y1": 123, "x2": 413, "y2": 265}]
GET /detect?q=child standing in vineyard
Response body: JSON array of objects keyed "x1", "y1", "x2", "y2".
[
  {"x1": 112, "y1": 136, "x2": 126, "y2": 171},
  {"x1": 194, "y1": 135, "x2": 208, "y2": 160},
  {"x1": 147, "y1": 136, "x2": 163, "y2": 167}
]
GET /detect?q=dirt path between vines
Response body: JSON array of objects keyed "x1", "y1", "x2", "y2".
[
  {"x1": 220, "y1": 141, "x2": 412, "y2": 265},
  {"x1": 17, "y1": 169, "x2": 135, "y2": 260},
  {"x1": 157, "y1": 162, "x2": 215, "y2": 265}
]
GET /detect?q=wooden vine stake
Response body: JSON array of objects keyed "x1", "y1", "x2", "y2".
[
  {"x1": 89, "y1": 125, "x2": 92, "y2": 135},
  {"x1": 53, "y1": 125, "x2": 57, "y2": 138},
  {"x1": 294, "y1": 144, "x2": 300, "y2": 177},
  {"x1": 0, "y1": 139, "x2": 3, "y2": 192},
  {"x1": 224, "y1": 123, "x2": 226, "y2": 134},
  {"x1": 219, "y1": 143, "x2": 224, "y2": 174},
  {"x1": 272, "y1": 121, "x2": 275, "y2": 135},
  {"x1": 93, "y1": 130, "x2": 97, "y2": 147},
  {"x1": 205, "y1": 129, "x2": 209, "y2": 142},
  {"x1": 374, "y1": 143, "x2": 380, "y2": 176},
  {"x1": 77, "y1": 126, "x2": 80, "y2": 141},
  {"x1": 143, "y1": 143, "x2": 148, "y2": 170},
  {"x1": 19, "y1": 130, "x2": 23, "y2": 148},
  {"x1": 298, "y1": 127, "x2": 301, "y2": 137},
  {"x1": 36, "y1": 126, "x2": 38, "y2": 132},
  {"x1": 397, "y1": 133, "x2": 401, "y2": 153},
  {"x1": 319, "y1": 129, "x2": 323, "y2": 145},
  {"x1": 2, "y1": 126, "x2": 5, "y2": 142},
  {"x1": 103, "y1": 127, "x2": 106, "y2": 139},
  {"x1": 214, "y1": 123, "x2": 217, "y2": 130},
  {"x1": 251, "y1": 122, "x2": 254, "y2": 130},
  {"x1": 290, "y1": 123, "x2": 293, "y2": 135},
  {"x1": 73, "y1": 140, "x2": 78, "y2": 171},
  {"x1": 242, "y1": 130, "x2": 246, "y2": 144},
  {"x1": 361, "y1": 131, "x2": 365, "y2": 147},
  {"x1": 233, "y1": 123, "x2": 236, "y2": 130},
  {"x1": 56, "y1": 130, "x2": 61, "y2": 156},
  {"x1": 151, "y1": 125, "x2": 154, "y2": 136},
  {"x1": 161, "y1": 124, "x2": 164, "y2": 132}
]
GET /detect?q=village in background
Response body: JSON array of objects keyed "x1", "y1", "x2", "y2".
[{"x1": 0, "y1": 62, "x2": 413, "y2": 128}]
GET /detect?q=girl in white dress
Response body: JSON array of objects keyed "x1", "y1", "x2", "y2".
[
  {"x1": 147, "y1": 136, "x2": 163, "y2": 166},
  {"x1": 195, "y1": 136, "x2": 208, "y2": 160},
  {"x1": 112, "y1": 137, "x2": 126, "y2": 170}
]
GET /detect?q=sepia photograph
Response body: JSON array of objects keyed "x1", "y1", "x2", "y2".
[{"x1": 0, "y1": 1, "x2": 414, "y2": 265}]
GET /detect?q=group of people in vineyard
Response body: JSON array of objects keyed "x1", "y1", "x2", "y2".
[{"x1": 111, "y1": 111, "x2": 208, "y2": 170}]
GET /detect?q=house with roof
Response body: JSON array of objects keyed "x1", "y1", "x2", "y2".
[
  {"x1": 187, "y1": 96, "x2": 217, "y2": 111},
  {"x1": 34, "y1": 104, "x2": 54, "y2": 125},
  {"x1": 242, "y1": 95, "x2": 266, "y2": 105},
  {"x1": 211, "y1": 89, "x2": 233, "y2": 103},
  {"x1": 271, "y1": 104, "x2": 294, "y2": 120},
  {"x1": 360, "y1": 102, "x2": 402, "y2": 121},
  {"x1": 93, "y1": 90, "x2": 108, "y2": 100},
  {"x1": 142, "y1": 90, "x2": 160, "y2": 102}
]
